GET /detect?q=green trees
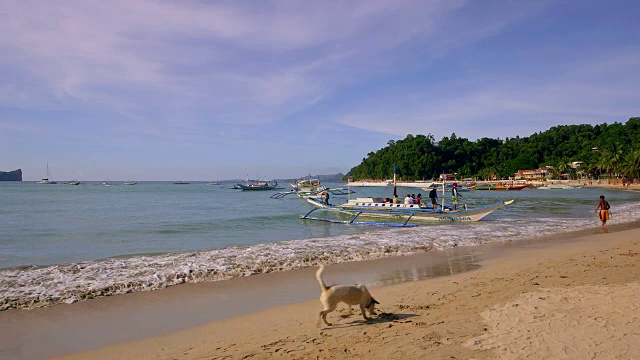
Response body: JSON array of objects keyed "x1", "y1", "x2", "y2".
[
  {"x1": 552, "y1": 158, "x2": 570, "y2": 180},
  {"x1": 624, "y1": 149, "x2": 640, "y2": 180},
  {"x1": 348, "y1": 118, "x2": 640, "y2": 182}
]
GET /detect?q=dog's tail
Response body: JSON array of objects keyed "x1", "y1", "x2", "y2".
[{"x1": 316, "y1": 265, "x2": 328, "y2": 291}]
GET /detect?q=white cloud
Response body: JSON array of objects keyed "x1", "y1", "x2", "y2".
[
  {"x1": 0, "y1": 1, "x2": 463, "y2": 118},
  {"x1": 2, "y1": 0, "x2": 639, "y2": 180}
]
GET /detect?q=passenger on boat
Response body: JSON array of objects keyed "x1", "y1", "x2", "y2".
[
  {"x1": 429, "y1": 188, "x2": 438, "y2": 209},
  {"x1": 323, "y1": 192, "x2": 330, "y2": 205},
  {"x1": 404, "y1": 194, "x2": 412, "y2": 204},
  {"x1": 416, "y1": 193, "x2": 422, "y2": 205},
  {"x1": 392, "y1": 195, "x2": 400, "y2": 204}
]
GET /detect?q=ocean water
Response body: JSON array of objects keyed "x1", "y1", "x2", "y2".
[{"x1": 1, "y1": 181, "x2": 639, "y2": 310}]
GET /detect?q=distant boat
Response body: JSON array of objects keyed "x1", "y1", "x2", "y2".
[
  {"x1": 472, "y1": 183, "x2": 528, "y2": 191},
  {"x1": 538, "y1": 184, "x2": 575, "y2": 190},
  {"x1": 37, "y1": 163, "x2": 57, "y2": 184},
  {"x1": 235, "y1": 179, "x2": 278, "y2": 190},
  {"x1": 102, "y1": 181, "x2": 112, "y2": 186},
  {"x1": 347, "y1": 180, "x2": 392, "y2": 187},
  {"x1": 68, "y1": 180, "x2": 81, "y2": 185},
  {"x1": 207, "y1": 181, "x2": 220, "y2": 185},
  {"x1": 122, "y1": 181, "x2": 137, "y2": 185},
  {"x1": 173, "y1": 181, "x2": 190, "y2": 185},
  {"x1": 291, "y1": 175, "x2": 322, "y2": 191}
]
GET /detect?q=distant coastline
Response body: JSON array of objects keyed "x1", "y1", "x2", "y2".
[{"x1": 0, "y1": 169, "x2": 22, "y2": 181}]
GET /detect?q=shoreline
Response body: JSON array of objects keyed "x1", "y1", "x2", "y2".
[
  {"x1": 348, "y1": 179, "x2": 640, "y2": 191},
  {"x1": 5, "y1": 185, "x2": 637, "y2": 313},
  {"x1": 2, "y1": 222, "x2": 638, "y2": 359}
]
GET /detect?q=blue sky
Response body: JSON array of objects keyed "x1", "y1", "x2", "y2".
[{"x1": 1, "y1": 0, "x2": 639, "y2": 181}]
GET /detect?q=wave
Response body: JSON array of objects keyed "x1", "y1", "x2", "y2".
[{"x1": 2, "y1": 201, "x2": 639, "y2": 311}]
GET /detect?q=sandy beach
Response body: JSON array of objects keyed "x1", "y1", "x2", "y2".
[{"x1": 1, "y1": 222, "x2": 632, "y2": 359}]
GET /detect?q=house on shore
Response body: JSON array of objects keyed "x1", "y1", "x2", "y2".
[{"x1": 513, "y1": 166, "x2": 554, "y2": 181}]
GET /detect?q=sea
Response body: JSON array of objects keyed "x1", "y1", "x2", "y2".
[{"x1": 1, "y1": 181, "x2": 639, "y2": 311}]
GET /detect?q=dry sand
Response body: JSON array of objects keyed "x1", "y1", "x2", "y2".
[{"x1": 44, "y1": 225, "x2": 640, "y2": 360}]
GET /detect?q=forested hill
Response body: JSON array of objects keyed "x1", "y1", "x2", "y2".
[{"x1": 348, "y1": 117, "x2": 640, "y2": 181}]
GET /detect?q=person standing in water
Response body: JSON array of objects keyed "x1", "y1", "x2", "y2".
[
  {"x1": 451, "y1": 183, "x2": 461, "y2": 211},
  {"x1": 595, "y1": 195, "x2": 610, "y2": 227}
]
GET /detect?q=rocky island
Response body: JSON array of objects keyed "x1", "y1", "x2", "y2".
[{"x1": 0, "y1": 169, "x2": 23, "y2": 181}]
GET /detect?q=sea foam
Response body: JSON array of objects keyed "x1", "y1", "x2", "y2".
[{"x1": 2, "y1": 201, "x2": 639, "y2": 311}]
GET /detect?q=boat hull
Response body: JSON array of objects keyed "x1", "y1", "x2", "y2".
[
  {"x1": 472, "y1": 184, "x2": 527, "y2": 190},
  {"x1": 37, "y1": 179, "x2": 57, "y2": 184},
  {"x1": 537, "y1": 184, "x2": 579, "y2": 189},
  {"x1": 238, "y1": 186, "x2": 278, "y2": 190},
  {"x1": 237, "y1": 184, "x2": 278, "y2": 190}
]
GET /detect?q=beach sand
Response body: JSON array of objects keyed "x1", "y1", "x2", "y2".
[{"x1": 3, "y1": 225, "x2": 639, "y2": 359}]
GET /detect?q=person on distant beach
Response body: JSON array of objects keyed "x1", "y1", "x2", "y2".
[
  {"x1": 595, "y1": 195, "x2": 610, "y2": 227},
  {"x1": 429, "y1": 188, "x2": 438, "y2": 209},
  {"x1": 451, "y1": 183, "x2": 461, "y2": 211}
]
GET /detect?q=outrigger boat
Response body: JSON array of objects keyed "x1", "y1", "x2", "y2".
[
  {"x1": 302, "y1": 169, "x2": 513, "y2": 223},
  {"x1": 270, "y1": 174, "x2": 355, "y2": 199},
  {"x1": 472, "y1": 183, "x2": 528, "y2": 191},
  {"x1": 236, "y1": 179, "x2": 279, "y2": 190},
  {"x1": 304, "y1": 197, "x2": 513, "y2": 222},
  {"x1": 271, "y1": 185, "x2": 354, "y2": 199},
  {"x1": 537, "y1": 181, "x2": 581, "y2": 190},
  {"x1": 291, "y1": 175, "x2": 322, "y2": 191}
]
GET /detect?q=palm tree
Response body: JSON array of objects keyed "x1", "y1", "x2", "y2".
[
  {"x1": 623, "y1": 148, "x2": 640, "y2": 182},
  {"x1": 555, "y1": 158, "x2": 570, "y2": 180},
  {"x1": 584, "y1": 161, "x2": 599, "y2": 180},
  {"x1": 599, "y1": 144, "x2": 625, "y2": 183}
]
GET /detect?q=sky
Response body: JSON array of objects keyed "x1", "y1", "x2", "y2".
[{"x1": 1, "y1": 0, "x2": 639, "y2": 181}]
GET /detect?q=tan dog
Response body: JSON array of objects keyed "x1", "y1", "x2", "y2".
[{"x1": 316, "y1": 264, "x2": 379, "y2": 326}]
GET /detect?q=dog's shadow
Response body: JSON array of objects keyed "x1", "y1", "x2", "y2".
[{"x1": 321, "y1": 312, "x2": 418, "y2": 329}]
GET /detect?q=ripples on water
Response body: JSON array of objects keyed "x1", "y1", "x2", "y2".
[{"x1": 1, "y1": 182, "x2": 639, "y2": 310}]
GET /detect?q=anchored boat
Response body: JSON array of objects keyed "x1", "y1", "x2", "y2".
[
  {"x1": 472, "y1": 183, "x2": 528, "y2": 190},
  {"x1": 235, "y1": 179, "x2": 279, "y2": 190},
  {"x1": 304, "y1": 196, "x2": 513, "y2": 222},
  {"x1": 37, "y1": 162, "x2": 57, "y2": 184}
]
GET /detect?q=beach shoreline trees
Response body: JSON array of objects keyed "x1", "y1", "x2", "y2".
[{"x1": 347, "y1": 117, "x2": 640, "y2": 183}]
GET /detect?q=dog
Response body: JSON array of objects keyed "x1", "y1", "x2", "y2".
[{"x1": 316, "y1": 264, "x2": 379, "y2": 326}]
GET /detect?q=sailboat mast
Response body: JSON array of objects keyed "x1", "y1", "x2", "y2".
[
  {"x1": 347, "y1": 172, "x2": 350, "y2": 200},
  {"x1": 441, "y1": 171, "x2": 445, "y2": 211}
]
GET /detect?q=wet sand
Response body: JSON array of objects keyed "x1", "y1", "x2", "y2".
[{"x1": 2, "y1": 224, "x2": 640, "y2": 359}]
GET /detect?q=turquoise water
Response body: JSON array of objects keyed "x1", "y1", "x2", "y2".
[
  {"x1": 0, "y1": 181, "x2": 365, "y2": 268},
  {"x1": 1, "y1": 181, "x2": 639, "y2": 310}
]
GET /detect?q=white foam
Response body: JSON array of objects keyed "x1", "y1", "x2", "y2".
[{"x1": 2, "y1": 201, "x2": 639, "y2": 310}]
